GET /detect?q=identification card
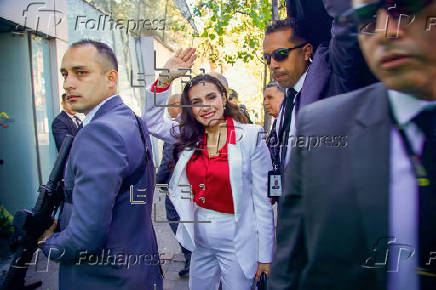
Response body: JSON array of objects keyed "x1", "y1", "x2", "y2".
[{"x1": 267, "y1": 171, "x2": 282, "y2": 197}]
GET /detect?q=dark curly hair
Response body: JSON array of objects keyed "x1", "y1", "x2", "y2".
[
  {"x1": 170, "y1": 74, "x2": 248, "y2": 165},
  {"x1": 265, "y1": 18, "x2": 308, "y2": 43}
]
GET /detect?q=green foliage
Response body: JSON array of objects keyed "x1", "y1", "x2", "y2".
[
  {"x1": 192, "y1": 0, "x2": 276, "y2": 66},
  {"x1": 0, "y1": 204, "x2": 13, "y2": 237}
]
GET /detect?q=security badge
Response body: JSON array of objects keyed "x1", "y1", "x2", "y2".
[{"x1": 267, "y1": 170, "x2": 282, "y2": 197}]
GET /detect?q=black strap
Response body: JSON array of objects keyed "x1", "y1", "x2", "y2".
[
  {"x1": 64, "y1": 116, "x2": 151, "y2": 204},
  {"x1": 119, "y1": 116, "x2": 151, "y2": 193}
]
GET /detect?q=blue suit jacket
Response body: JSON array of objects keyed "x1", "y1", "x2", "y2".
[
  {"x1": 52, "y1": 111, "x2": 80, "y2": 151},
  {"x1": 42, "y1": 96, "x2": 162, "y2": 290}
]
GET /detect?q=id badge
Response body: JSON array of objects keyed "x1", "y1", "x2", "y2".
[{"x1": 267, "y1": 171, "x2": 282, "y2": 197}]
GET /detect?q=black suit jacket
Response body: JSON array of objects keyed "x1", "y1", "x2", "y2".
[
  {"x1": 156, "y1": 142, "x2": 174, "y2": 186},
  {"x1": 294, "y1": 0, "x2": 377, "y2": 114},
  {"x1": 286, "y1": 0, "x2": 333, "y2": 48},
  {"x1": 52, "y1": 111, "x2": 79, "y2": 151},
  {"x1": 270, "y1": 83, "x2": 393, "y2": 290},
  {"x1": 277, "y1": 0, "x2": 377, "y2": 172}
]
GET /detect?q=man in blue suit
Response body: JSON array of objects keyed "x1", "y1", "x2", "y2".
[
  {"x1": 51, "y1": 93, "x2": 82, "y2": 151},
  {"x1": 39, "y1": 40, "x2": 162, "y2": 290}
]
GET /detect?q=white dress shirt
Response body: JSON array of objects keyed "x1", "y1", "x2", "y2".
[
  {"x1": 275, "y1": 71, "x2": 307, "y2": 169},
  {"x1": 388, "y1": 90, "x2": 436, "y2": 290},
  {"x1": 82, "y1": 95, "x2": 118, "y2": 127}
]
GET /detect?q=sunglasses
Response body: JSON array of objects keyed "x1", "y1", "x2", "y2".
[
  {"x1": 263, "y1": 43, "x2": 308, "y2": 65},
  {"x1": 341, "y1": 0, "x2": 432, "y2": 34}
]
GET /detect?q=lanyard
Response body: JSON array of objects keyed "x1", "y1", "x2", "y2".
[
  {"x1": 389, "y1": 104, "x2": 430, "y2": 187},
  {"x1": 271, "y1": 95, "x2": 296, "y2": 173}
]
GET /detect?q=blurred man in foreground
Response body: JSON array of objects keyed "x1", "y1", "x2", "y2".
[{"x1": 271, "y1": 0, "x2": 436, "y2": 289}]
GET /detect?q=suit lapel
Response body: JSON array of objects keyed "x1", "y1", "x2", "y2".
[
  {"x1": 168, "y1": 122, "x2": 244, "y2": 242},
  {"x1": 61, "y1": 111, "x2": 77, "y2": 134},
  {"x1": 169, "y1": 149, "x2": 194, "y2": 192},
  {"x1": 92, "y1": 95, "x2": 123, "y2": 121},
  {"x1": 168, "y1": 149, "x2": 195, "y2": 244},
  {"x1": 350, "y1": 84, "x2": 392, "y2": 251},
  {"x1": 227, "y1": 121, "x2": 244, "y2": 221}
]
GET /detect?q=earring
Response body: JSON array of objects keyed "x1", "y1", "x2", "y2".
[{"x1": 308, "y1": 57, "x2": 313, "y2": 63}]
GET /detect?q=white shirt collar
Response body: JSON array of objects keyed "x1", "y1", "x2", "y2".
[
  {"x1": 293, "y1": 71, "x2": 307, "y2": 93},
  {"x1": 83, "y1": 95, "x2": 118, "y2": 127},
  {"x1": 388, "y1": 90, "x2": 436, "y2": 126},
  {"x1": 65, "y1": 112, "x2": 75, "y2": 119},
  {"x1": 279, "y1": 71, "x2": 307, "y2": 96}
]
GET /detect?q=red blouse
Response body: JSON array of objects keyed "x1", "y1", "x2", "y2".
[{"x1": 186, "y1": 117, "x2": 236, "y2": 214}]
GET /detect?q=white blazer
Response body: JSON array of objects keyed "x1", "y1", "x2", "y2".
[{"x1": 143, "y1": 87, "x2": 274, "y2": 278}]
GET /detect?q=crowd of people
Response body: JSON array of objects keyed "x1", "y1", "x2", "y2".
[{"x1": 39, "y1": 0, "x2": 435, "y2": 289}]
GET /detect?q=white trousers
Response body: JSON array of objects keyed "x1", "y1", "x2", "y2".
[{"x1": 189, "y1": 207, "x2": 253, "y2": 290}]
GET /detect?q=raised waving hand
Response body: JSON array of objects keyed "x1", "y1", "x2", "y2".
[{"x1": 156, "y1": 48, "x2": 197, "y2": 88}]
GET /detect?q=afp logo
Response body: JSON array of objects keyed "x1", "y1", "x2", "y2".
[{"x1": 361, "y1": 237, "x2": 415, "y2": 272}]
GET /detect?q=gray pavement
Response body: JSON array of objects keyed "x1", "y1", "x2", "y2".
[{"x1": 0, "y1": 188, "x2": 189, "y2": 290}]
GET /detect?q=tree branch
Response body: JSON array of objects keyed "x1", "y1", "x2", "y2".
[{"x1": 235, "y1": 10, "x2": 250, "y2": 15}]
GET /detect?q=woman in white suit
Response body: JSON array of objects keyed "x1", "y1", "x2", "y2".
[{"x1": 144, "y1": 48, "x2": 274, "y2": 290}]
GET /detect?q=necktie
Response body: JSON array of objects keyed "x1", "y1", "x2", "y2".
[
  {"x1": 267, "y1": 119, "x2": 280, "y2": 170},
  {"x1": 278, "y1": 88, "x2": 297, "y2": 140},
  {"x1": 412, "y1": 107, "x2": 436, "y2": 286},
  {"x1": 73, "y1": 116, "x2": 82, "y2": 128},
  {"x1": 278, "y1": 88, "x2": 298, "y2": 172}
]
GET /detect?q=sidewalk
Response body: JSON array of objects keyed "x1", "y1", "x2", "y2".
[{"x1": 0, "y1": 188, "x2": 189, "y2": 290}]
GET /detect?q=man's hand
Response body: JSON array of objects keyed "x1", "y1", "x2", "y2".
[
  {"x1": 255, "y1": 262, "x2": 271, "y2": 281},
  {"x1": 156, "y1": 48, "x2": 197, "y2": 88},
  {"x1": 37, "y1": 220, "x2": 57, "y2": 246}
]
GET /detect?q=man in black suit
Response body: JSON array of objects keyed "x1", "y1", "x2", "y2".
[
  {"x1": 52, "y1": 93, "x2": 82, "y2": 151},
  {"x1": 270, "y1": 1, "x2": 436, "y2": 289},
  {"x1": 263, "y1": 0, "x2": 376, "y2": 176}
]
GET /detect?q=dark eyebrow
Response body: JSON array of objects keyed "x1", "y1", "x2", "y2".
[
  {"x1": 191, "y1": 92, "x2": 217, "y2": 102},
  {"x1": 72, "y1": 65, "x2": 88, "y2": 71},
  {"x1": 60, "y1": 66, "x2": 89, "y2": 73}
]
